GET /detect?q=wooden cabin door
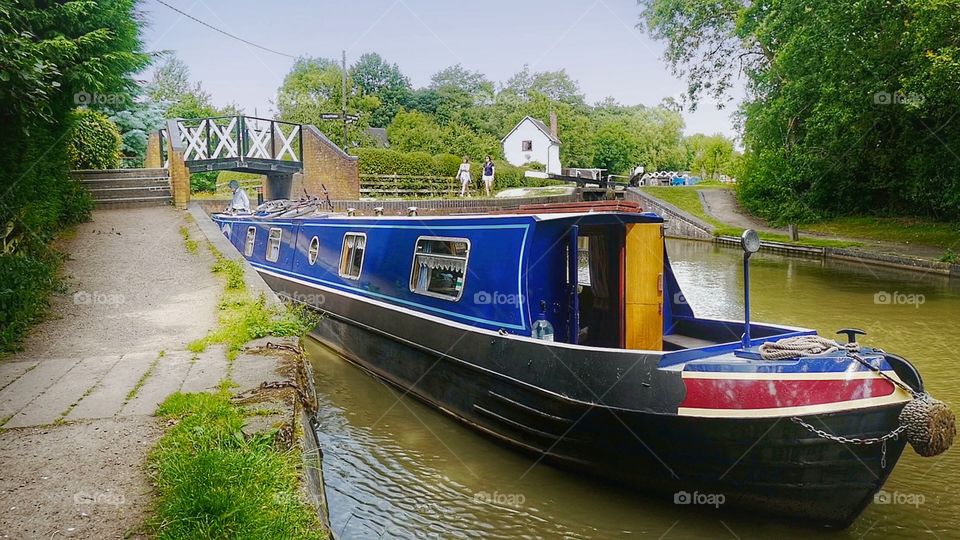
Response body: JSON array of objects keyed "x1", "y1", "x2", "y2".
[{"x1": 623, "y1": 223, "x2": 664, "y2": 350}]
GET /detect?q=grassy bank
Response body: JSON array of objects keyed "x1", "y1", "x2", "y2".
[
  {"x1": 149, "y1": 389, "x2": 325, "y2": 539},
  {"x1": 639, "y1": 186, "x2": 960, "y2": 255},
  {"x1": 639, "y1": 186, "x2": 861, "y2": 249},
  {"x1": 804, "y1": 217, "x2": 960, "y2": 252},
  {"x1": 640, "y1": 185, "x2": 729, "y2": 229},
  {"x1": 147, "y1": 222, "x2": 324, "y2": 538},
  {"x1": 187, "y1": 243, "x2": 317, "y2": 360}
]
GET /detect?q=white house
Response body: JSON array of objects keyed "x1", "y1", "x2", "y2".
[{"x1": 501, "y1": 114, "x2": 562, "y2": 174}]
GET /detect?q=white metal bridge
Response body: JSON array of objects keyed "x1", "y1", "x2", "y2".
[{"x1": 160, "y1": 115, "x2": 303, "y2": 174}]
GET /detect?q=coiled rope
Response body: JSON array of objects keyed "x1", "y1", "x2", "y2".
[
  {"x1": 759, "y1": 335, "x2": 859, "y2": 360},
  {"x1": 760, "y1": 335, "x2": 956, "y2": 458}
]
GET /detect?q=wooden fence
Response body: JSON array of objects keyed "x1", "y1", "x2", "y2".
[{"x1": 359, "y1": 174, "x2": 459, "y2": 199}]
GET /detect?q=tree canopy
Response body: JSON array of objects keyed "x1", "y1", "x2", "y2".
[
  {"x1": 274, "y1": 55, "x2": 734, "y2": 177},
  {"x1": 641, "y1": 0, "x2": 960, "y2": 222},
  {"x1": 275, "y1": 56, "x2": 379, "y2": 148}
]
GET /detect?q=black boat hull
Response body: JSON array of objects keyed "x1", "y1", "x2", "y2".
[{"x1": 265, "y1": 272, "x2": 907, "y2": 528}]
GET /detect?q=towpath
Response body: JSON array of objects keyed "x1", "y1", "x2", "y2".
[
  {"x1": 0, "y1": 207, "x2": 278, "y2": 538},
  {"x1": 699, "y1": 188, "x2": 782, "y2": 234},
  {"x1": 686, "y1": 187, "x2": 947, "y2": 260}
]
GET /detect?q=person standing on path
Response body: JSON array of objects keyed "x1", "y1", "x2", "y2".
[
  {"x1": 457, "y1": 157, "x2": 472, "y2": 197},
  {"x1": 482, "y1": 155, "x2": 495, "y2": 197}
]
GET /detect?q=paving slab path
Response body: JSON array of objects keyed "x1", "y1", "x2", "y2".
[{"x1": 0, "y1": 206, "x2": 229, "y2": 538}]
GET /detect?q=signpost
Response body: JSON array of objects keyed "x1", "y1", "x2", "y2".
[{"x1": 319, "y1": 113, "x2": 360, "y2": 122}]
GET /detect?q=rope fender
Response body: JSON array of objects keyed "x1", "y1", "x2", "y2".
[{"x1": 899, "y1": 393, "x2": 956, "y2": 457}]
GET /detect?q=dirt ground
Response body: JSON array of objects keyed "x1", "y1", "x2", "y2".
[{"x1": 0, "y1": 206, "x2": 223, "y2": 538}]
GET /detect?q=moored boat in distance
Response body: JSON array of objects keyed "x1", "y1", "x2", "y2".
[{"x1": 212, "y1": 199, "x2": 955, "y2": 528}]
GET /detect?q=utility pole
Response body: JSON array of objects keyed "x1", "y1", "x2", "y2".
[{"x1": 341, "y1": 50, "x2": 348, "y2": 149}]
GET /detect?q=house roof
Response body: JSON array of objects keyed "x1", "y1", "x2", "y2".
[{"x1": 500, "y1": 116, "x2": 561, "y2": 145}]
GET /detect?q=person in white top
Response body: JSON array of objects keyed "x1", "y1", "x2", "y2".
[
  {"x1": 457, "y1": 157, "x2": 471, "y2": 197},
  {"x1": 228, "y1": 180, "x2": 250, "y2": 213}
]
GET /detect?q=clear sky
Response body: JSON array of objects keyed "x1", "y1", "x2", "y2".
[{"x1": 140, "y1": 0, "x2": 745, "y2": 139}]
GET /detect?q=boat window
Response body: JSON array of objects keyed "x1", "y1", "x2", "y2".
[
  {"x1": 308, "y1": 236, "x2": 320, "y2": 265},
  {"x1": 244, "y1": 227, "x2": 256, "y2": 257},
  {"x1": 339, "y1": 232, "x2": 366, "y2": 280},
  {"x1": 409, "y1": 237, "x2": 469, "y2": 301},
  {"x1": 222, "y1": 224, "x2": 231, "y2": 239},
  {"x1": 266, "y1": 228, "x2": 282, "y2": 262}
]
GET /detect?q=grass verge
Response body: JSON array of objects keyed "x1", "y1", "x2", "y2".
[
  {"x1": 640, "y1": 185, "x2": 732, "y2": 229},
  {"x1": 148, "y1": 389, "x2": 325, "y2": 539},
  {"x1": 803, "y1": 216, "x2": 960, "y2": 251},
  {"x1": 189, "y1": 244, "x2": 319, "y2": 360},
  {"x1": 179, "y1": 225, "x2": 198, "y2": 254}
]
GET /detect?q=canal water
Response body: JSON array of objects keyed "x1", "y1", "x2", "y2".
[{"x1": 307, "y1": 239, "x2": 959, "y2": 539}]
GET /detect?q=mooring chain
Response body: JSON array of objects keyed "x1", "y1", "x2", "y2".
[
  {"x1": 790, "y1": 417, "x2": 906, "y2": 468},
  {"x1": 790, "y1": 416, "x2": 907, "y2": 446},
  {"x1": 260, "y1": 380, "x2": 316, "y2": 413},
  {"x1": 846, "y1": 351, "x2": 918, "y2": 397}
]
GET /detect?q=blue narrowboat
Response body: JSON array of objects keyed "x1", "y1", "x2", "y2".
[{"x1": 211, "y1": 200, "x2": 953, "y2": 528}]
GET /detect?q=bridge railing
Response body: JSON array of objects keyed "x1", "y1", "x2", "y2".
[{"x1": 159, "y1": 116, "x2": 303, "y2": 167}]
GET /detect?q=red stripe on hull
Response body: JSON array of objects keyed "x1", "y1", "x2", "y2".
[{"x1": 680, "y1": 378, "x2": 895, "y2": 410}]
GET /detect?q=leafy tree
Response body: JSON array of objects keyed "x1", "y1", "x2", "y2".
[
  {"x1": 386, "y1": 110, "x2": 446, "y2": 154},
  {"x1": 386, "y1": 110, "x2": 499, "y2": 159},
  {"x1": 0, "y1": 0, "x2": 146, "y2": 351},
  {"x1": 145, "y1": 56, "x2": 193, "y2": 104},
  {"x1": 685, "y1": 133, "x2": 735, "y2": 179},
  {"x1": 106, "y1": 100, "x2": 167, "y2": 161},
  {"x1": 350, "y1": 53, "x2": 411, "y2": 127},
  {"x1": 641, "y1": 0, "x2": 960, "y2": 222},
  {"x1": 429, "y1": 64, "x2": 493, "y2": 98},
  {"x1": 593, "y1": 121, "x2": 642, "y2": 175},
  {"x1": 505, "y1": 65, "x2": 586, "y2": 107},
  {"x1": 638, "y1": 0, "x2": 758, "y2": 110},
  {"x1": 146, "y1": 55, "x2": 234, "y2": 119},
  {"x1": 275, "y1": 56, "x2": 378, "y2": 147}
]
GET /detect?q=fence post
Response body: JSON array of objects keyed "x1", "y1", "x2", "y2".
[{"x1": 270, "y1": 121, "x2": 276, "y2": 160}]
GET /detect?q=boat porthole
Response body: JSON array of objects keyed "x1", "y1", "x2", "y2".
[{"x1": 308, "y1": 236, "x2": 320, "y2": 265}]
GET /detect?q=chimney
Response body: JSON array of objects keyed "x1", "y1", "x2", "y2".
[{"x1": 549, "y1": 111, "x2": 558, "y2": 139}]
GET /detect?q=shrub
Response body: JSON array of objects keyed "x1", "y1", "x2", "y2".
[
  {"x1": 352, "y1": 148, "x2": 562, "y2": 195},
  {"x1": 67, "y1": 108, "x2": 123, "y2": 170},
  {"x1": 353, "y1": 148, "x2": 436, "y2": 177},
  {"x1": 0, "y1": 251, "x2": 62, "y2": 353},
  {"x1": 523, "y1": 161, "x2": 546, "y2": 171},
  {"x1": 190, "y1": 172, "x2": 218, "y2": 193},
  {"x1": 433, "y1": 153, "x2": 462, "y2": 176},
  {"x1": 216, "y1": 171, "x2": 263, "y2": 190}
]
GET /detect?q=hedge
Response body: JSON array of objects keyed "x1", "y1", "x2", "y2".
[
  {"x1": 1, "y1": 118, "x2": 93, "y2": 353},
  {"x1": 352, "y1": 148, "x2": 557, "y2": 191},
  {"x1": 67, "y1": 108, "x2": 123, "y2": 170}
]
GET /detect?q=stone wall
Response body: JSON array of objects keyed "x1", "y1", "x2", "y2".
[
  {"x1": 623, "y1": 187, "x2": 714, "y2": 240},
  {"x1": 293, "y1": 126, "x2": 360, "y2": 200}
]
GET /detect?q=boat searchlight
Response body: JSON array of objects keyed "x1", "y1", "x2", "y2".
[{"x1": 740, "y1": 229, "x2": 760, "y2": 349}]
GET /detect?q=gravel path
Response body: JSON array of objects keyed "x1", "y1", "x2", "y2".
[
  {"x1": 699, "y1": 188, "x2": 782, "y2": 234},
  {"x1": 0, "y1": 206, "x2": 224, "y2": 538}
]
